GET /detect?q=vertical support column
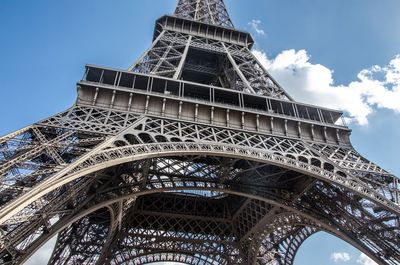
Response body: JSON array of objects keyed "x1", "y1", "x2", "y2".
[
  {"x1": 178, "y1": 101, "x2": 183, "y2": 119},
  {"x1": 162, "y1": 98, "x2": 167, "y2": 117},
  {"x1": 127, "y1": 93, "x2": 133, "y2": 111},
  {"x1": 256, "y1": 115, "x2": 260, "y2": 132},
  {"x1": 173, "y1": 36, "x2": 193, "y2": 79},
  {"x1": 92, "y1": 87, "x2": 99, "y2": 106},
  {"x1": 211, "y1": 107, "x2": 215, "y2": 125},
  {"x1": 226, "y1": 109, "x2": 230, "y2": 128},
  {"x1": 110, "y1": 90, "x2": 116, "y2": 108},
  {"x1": 144, "y1": 96, "x2": 150, "y2": 114},
  {"x1": 336, "y1": 129, "x2": 341, "y2": 144},
  {"x1": 310, "y1": 124, "x2": 315, "y2": 140},
  {"x1": 284, "y1": 119, "x2": 288, "y2": 136},
  {"x1": 298, "y1": 122, "x2": 302, "y2": 138},
  {"x1": 270, "y1": 117, "x2": 274, "y2": 134},
  {"x1": 194, "y1": 104, "x2": 199, "y2": 122}
]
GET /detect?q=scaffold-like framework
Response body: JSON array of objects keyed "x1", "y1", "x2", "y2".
[{"x1": 0, "y1": 0, "x2": 399, "y2": 264}]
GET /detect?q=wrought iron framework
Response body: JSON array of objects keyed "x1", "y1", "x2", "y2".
[{"x1": 0, "y1": 0, "x2": 399, "y2": 264}]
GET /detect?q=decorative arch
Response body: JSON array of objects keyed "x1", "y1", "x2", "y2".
[
  {"x1": 17, "y1": 185, "x2": 386, "y2": 265},
  {"x1": 1, "y1": 142, "x2": 398, "y2": 265}
]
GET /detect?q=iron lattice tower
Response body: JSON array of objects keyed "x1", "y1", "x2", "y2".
[{"x1": 0, "y1": 0, "x2": 399, "y2": 264}]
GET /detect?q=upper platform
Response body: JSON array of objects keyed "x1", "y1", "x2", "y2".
[
  {"x1": 174, "y1": 0, "x2": 234, "y2": 28},
  {"x1": 154, "y1": 15, "x2": 254, "y2": 48}
]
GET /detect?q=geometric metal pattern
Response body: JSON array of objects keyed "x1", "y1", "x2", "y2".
[
  {"x1": 0, "y1": 0, "x2": 399, "y2": 264},
  {"x1": 174, "y1": 0, "x2": 234, "y2": 28}
]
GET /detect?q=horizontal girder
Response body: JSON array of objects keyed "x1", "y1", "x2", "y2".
[{"x1": 1, "y1": 1, "x2": 399, "y2": 263}]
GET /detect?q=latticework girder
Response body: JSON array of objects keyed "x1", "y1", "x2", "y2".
[
  {"x1": 1, "y1": 106, "x2": 399, "y2": 264},
  {"x1": 174, "y1": 0, "x2": 234, "y2": 28},
  {"x1": 1, "y1": 0, "x2": 399, "y2": 264},
  {"x1": 131, "y1": 28, "x2": 291, "y2": 99}
]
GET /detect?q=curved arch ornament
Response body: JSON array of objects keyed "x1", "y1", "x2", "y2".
[
  {"x1": 1, "y1": 0, "x2": 399, "y2": 264},
  {"x1": 2, "y1": 142, "x2": 397, "y2": 222},
  {"x1": 123, "y1": 253, "x2": 220, "y2": 265},
  {"x1": 2, "y1": 144, "x2": 398, "y2": 265},
  {"x1": 10, "y1": 174, "x2": 388, "y2": 265},
  {"x1": 1, "y1": 140, "x2": 400, "y2": 264}
]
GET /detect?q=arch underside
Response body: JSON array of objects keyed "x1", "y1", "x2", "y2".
[
  {"x1": 0, "y1": 116, "x2": 399, "y2": 265},
  {"x1": 1, "y1": 153, "x2": 398, "y2": 265},
  {"x1": 33, "y1": 155, "x2": 322, "y2": 265}
]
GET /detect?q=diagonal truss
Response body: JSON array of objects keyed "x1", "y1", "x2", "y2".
[
  {"x1": 0, "y1": 0, "x2": 399, "y2": 265},
  {"x1": 129, "y1": 15, "x2": 292, "y2": 99},
  {"x1": 174, "y1": 0, "x2": 234, "y2": 28}
]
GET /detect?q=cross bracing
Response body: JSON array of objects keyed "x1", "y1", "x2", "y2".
[
  {"x1": 0, "y1": 0, "x2": 399, "y2": 264},
  {"x1": 130, "y1": 15, "x2": 291, "y2": 100},
  {"x1": 174, "y1": 0, "x2": 234, "y2": 29},
  {"x1": 0, "y1": 117, "x2": 399, "y2": 264}
]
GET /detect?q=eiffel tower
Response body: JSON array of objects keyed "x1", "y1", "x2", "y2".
[{"x1": 1, "y1": 0, "x2": 399, "y2": 264}]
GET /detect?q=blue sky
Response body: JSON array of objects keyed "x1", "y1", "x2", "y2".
[{"x1": 1, "y1": 1, "x2": 399, "y2": 265}]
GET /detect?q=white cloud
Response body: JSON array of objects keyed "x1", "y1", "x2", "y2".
[
  {"x1": 248, "y1": 19, "x2": 266, "y2": 36},
  {"x1": 331, "y1": 252, "x2": 351, "y2": 263},
  {"x1": 357, "y1": 253, "x2": 378, "y2": 265},
  {"x1": 253, "y1": 49, "x2": 400, "y2": 125}
]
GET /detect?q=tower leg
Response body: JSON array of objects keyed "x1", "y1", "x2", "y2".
[
  {"x1": 48, "y1": 209, "x2": 111, "y2": 265},
  {"x1": 255, "y1": 226, "x2": 316, "y2": 265}
]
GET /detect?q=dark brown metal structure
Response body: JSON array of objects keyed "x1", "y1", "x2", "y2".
[{"x1": 0, "y1": 0, "x2": 399, "y2": 264}]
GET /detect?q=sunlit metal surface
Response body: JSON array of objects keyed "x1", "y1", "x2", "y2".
[{"x1": 0, "y1": 0, "x2": 399, "y2": 264}]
